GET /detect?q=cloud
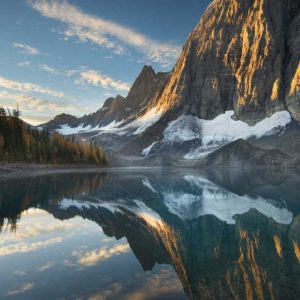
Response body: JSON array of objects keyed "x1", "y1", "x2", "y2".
[
  {"x1": 0, "y1": 91, "x2": 66, "y2": 112},
  {"x1": 7, "y1": 283, "x2": 35, "y2": 296},
  {"x1": 39, "y1": 64, "x2": 59, "y2": 74},
  {"x1": 36, "y1": 262, "x2": 55, "y2": 272},
  {"x1": 89, "y1": 283, "x2": 123, "y2": 300},
  {"x1": 0, "y1": 237, "x2": 62, "y2": 257},
  {"x1": 74, "y1": 243, "x2": 130, "y2": 266},
  {"x1": 122, "y1": 269, "x2": 184, "y2": 300},
  {"x1": 12, "y1": 270, "x2": 27, "y2": 276},
  {"x1": 18, "y1": 61, "x2": 31, "y2": 67},
  {"x1": 0, "y1": 91, "x2": 68, "y2": 113},
  {"x1": 0, "y1": 75, "x2": 64, "y2": 98},
  {"x1": 13, "y1": 43, "x2": 40, "y2": 55},
  {"x1": 37, "y1": 65, "x2": 128, "y2": 93},
  {"x1": 75, "y1": 70, "x2": 130, "y2": 92},
  {"x1": 0, "y1": 221, "x2": 76, "y2": 243},
  {"x1": 0, "y1": 90, "x2": 93, "y2": 125},
  {"x1": 88, "y1": 268, "x2": 183, "y2": 300},
  {"x1": 29, "y1": 0, "x2": 181, "y2": 67}
]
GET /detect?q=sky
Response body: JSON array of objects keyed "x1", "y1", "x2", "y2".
[{"x1": 0, "y1": 0, "x2": 211, "y2": 125}]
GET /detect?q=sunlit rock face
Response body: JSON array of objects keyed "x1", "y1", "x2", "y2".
[
  {"x1": 43, "y1": 65, "x2": 169, "y2": 132},
  {"x1": 81, "y1": 66, "x2": 170, "y2": 127},
  {"x1": 151, "y1": 0, "x2": 300, "y2": 125},
  {"x1": 285, "y1": 3, "x2": 300, "y2": 122}
]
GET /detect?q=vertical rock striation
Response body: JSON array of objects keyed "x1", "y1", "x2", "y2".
[{"x1": 152, "y1": 0, "x2": 300, "y2": 125}]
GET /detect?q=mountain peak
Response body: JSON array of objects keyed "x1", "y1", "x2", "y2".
[
  {"x1": 151, "y1": 0, "x2": 300, "y2": 125},
  {"x1": 102, "y1": 95, "x2": 125, "y2": 109},
  {"x1": 52, "y1": 113, "x2": 78, "y2": 122},
  {"x1": 128, "y1": 65, "x2": 156, "y2": 96},
  {"x1": 141, "y1": 65, "x2": 155, "y2": 75},
  {"x1": 41, "y1": 113, "x2": 79, "y2": 130}
]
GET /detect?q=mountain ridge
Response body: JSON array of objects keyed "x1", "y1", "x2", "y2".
[
  {"x1": 41, "y1": 0, "x2": 300, "y2": 167},
  {"x1": 42, "y1": 65, "x2": 170, "y2": 131},
  {"x1": 147, "y1": 0, "x2": 300, "y2": 125}
]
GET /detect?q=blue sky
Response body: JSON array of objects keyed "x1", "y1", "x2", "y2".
[{"x1": 0, "y1": 0, "x2": 211, "y2": 125}]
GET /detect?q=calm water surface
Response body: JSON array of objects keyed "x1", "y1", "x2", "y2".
[{"x1": 0, "y1": 169, "x2": 300, "y2": 300}]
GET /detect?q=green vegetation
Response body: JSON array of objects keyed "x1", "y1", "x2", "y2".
[{"x1": 0, "y1": 106, "x2": 108, "y2": 165}]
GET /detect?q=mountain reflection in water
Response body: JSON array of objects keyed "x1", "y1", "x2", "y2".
[{"x1": 0, "y1": 169, "x2": 300, "y2": 300}]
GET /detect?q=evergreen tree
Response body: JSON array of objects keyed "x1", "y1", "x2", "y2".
[{"x1": 0, "y1": 106, "x2": 108, "y2": 165}]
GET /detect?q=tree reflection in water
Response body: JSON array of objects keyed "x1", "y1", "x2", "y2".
[{"x1": 0, "y1": 169, "x2": 300, "y2": 300}]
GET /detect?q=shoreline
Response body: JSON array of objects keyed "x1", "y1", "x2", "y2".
[
  {"x1": 1, "y1": 162, "x2": 299, "y2": 181},
  {"x1": 0, "y1": 163, "x2": 178, "y2": 180},
  {"x1": 0, "y1": 163, "x2": 108, "y2": 180}
]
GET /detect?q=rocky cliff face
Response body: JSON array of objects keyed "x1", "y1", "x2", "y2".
[
  {"x1": 150, "y1": 0, "x2": 300, "y2": 125},
  {"x1": 285, "y1": 1, "x2": 300, "y2": 122},
  {"x1": 41, "y1": 0, "x2": 300, "y2": 165},
  {"x1": 81, "y1": 65, "x2": 169, "y2": 127},
  {"x1": 201, "y1": 138, "x2": 297, "y2": 168},
  {"x1": 42, "y1": 65, "x2": 169, "y2": 129},
  {"x1": 43, "y1": 113, "x2": 79, "y2": 130}
]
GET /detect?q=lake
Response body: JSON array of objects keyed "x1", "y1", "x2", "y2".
[{"x1": 0, "y1": 168, "x2": 300, "y2": 299}]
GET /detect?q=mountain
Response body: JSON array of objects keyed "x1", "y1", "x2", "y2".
[
  {"x1": 150, "y1": 0, "x2": 300, "y2": 124},
  {"x1": 41, "y1": 0, "x2": 300, "y2": 167},
  {"x1": 42, "y1": 66, "x2": 169, "y2": 134},
  {"x1": 42, "y1": 113, "x2": 79, "y2": 131}
]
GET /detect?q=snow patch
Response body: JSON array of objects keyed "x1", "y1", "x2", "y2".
[
  {"x1": 142, "y1": 179, "x2": 158, "y2": 193},
  {"x1": 89, "y1": 108, "x2": 162, "y2": 138},
  {"x1": 164, "y1": 193, "x2": 203, "y2": 220},
  {"x1": 56, "y1": 121, "x2": 123, "y2": 136},
  {"x1": 97, "y1": 120, "x2": 124, "y2": 131},
  {"x1": 163, "y1": 176, "x2": 293, "y2": 224},
  {"x1": 162, "y1": 110, "x2": 291, "y2": 159},
  {"x1": 129, "y1": 200, "x2": 163, "y2": 228},
  {"x1": 57, "y1": 123, "x2": 91, "y2": 135},
  {"x1": 59, "y1": 199, "x2": 122, "y2": 214},
  {"x1": 164, "y1": 111, "x2": 291, "y2": 145},
  {"x1": 124, "y1": 108, "x2": 162, "y2": 135},
  {"x1": 184, "y1": 145, "x2": 221, "y2": 160},
  {"x1": 201, "y1": 110, "x2": 291, "y2": 145},
  {"x1": 142, "y1": 141, "x2": 158, "y2": 156},
  {"x1": 59, "y1": 198, "x2": 162, "y2": 228},
  {"x1": 163, "y1": 115, "x2": 202, "y2": 144}
]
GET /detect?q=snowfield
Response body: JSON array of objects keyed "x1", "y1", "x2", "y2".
[
  {"x1": 57, "y1": 107, "x2": 162, "y2": 137},
  {"x1": 60, "y1": 174, "x2": 293, "y2": 226},
  {"x1": 161, "y1": 175, "x2": 293, "y2": 225},
  {"x1": 59, "y1": 197, "x2": 163, "y2": 229},
  {"x1": 56, "y1": 109, "x2": 292, "y2": 161},
  {"x1": 163, "y1": 110, "x2": 291, "y2": 145},
  {"x1": 142, "y1": 141, "x2": 158, "y2": 156},
  {"x1": 160, "y1": 110, "x2": 291, "y2": 159},
  {"x1": 163, "y1": 189, "x2": 293, "y2": 225},
  {"x1": 142, "y1": 110, "x2": 291, "y2": 158},
  {"x1": 57, "y1": 123, "x2": 92, "y2": 135}
]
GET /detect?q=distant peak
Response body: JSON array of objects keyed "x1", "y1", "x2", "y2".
[
  {"x1": 102, "y1": 95, "x2": 125, "y2": 109},
  {"x1": 115, "y1": 95, "x2": 125, "y2": 101},
  {"x1": 54, "y1": 113, "x2": 76, "y2": 120},
  {"x1": 140, "y1": 65, "x2": 156, "y2": 76}
]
